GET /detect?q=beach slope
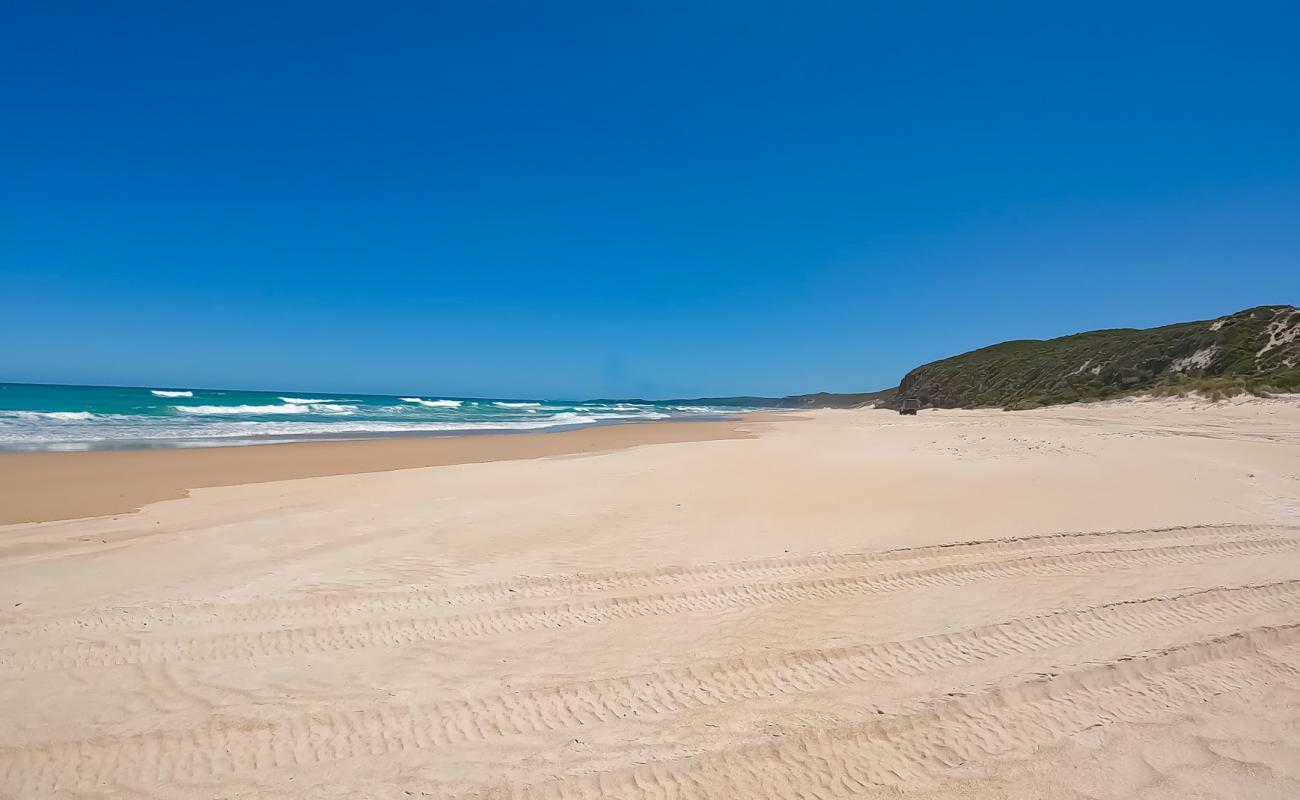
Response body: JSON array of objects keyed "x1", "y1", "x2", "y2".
[{"x1": 1, "y1": 398, "x2": 1299, "y2": 798}]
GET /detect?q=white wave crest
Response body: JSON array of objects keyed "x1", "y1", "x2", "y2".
[
  {"x1": 174, "y1": 403, "x2": 357, "y2": 416},
  {"x1": 576, "y1": 403, "x2": 651, "y2": 412},
  {"x1": 176, "y1": 404, "x2": 308, "y2": 415},
  {"x1": 400, "y1": 397, "x2": 463, "y2": 408},
  {"x1": 150, "y1": 390, "x2": 193, "y2": 398},
  {"x1": 3, "y1": 410, "x2": 99, "y2": 421},
  {"x1": 493, "y1": 401, "x2": 542, "y2": 408},
  {"x1": 279, "y1": 397, "x2": 339, "y2": 405},
  {"x1": 303, "y1": 404, "x2": 357, "y2": 414}
]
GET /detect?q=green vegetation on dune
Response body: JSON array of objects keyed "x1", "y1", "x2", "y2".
[
  {"x1": 692, "y1": 305, "x2": 1298, "y2": 412},
  {"x1": 892, "y1": 305, "x2": 1300, "y2": 410}
]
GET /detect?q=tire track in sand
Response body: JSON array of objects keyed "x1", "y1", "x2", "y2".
[
  {"x1": 3, "y1": 523, "x2": 1292, "y2": 638},
  {"x1": 3, "y1": 581, "x2": 1298, "y2": 794},
  {"x1": 2, "y1": 537, "x2": 1295, "y2": 673},
  {"x1": 478, "y1": 627, "x2": 1300, "y2": 800}
]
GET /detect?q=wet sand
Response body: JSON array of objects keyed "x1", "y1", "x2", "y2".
[{"x1": 0, "y1": 418, "x2": 760, "y2": 525}]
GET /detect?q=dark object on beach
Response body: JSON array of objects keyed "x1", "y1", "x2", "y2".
[{"x1": 899, "y1": 398, "x2": 921, "y2": 415}]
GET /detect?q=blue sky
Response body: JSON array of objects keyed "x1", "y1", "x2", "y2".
[{"x1": 3, "y1": 2, "x2": 1297, "y2": 399}]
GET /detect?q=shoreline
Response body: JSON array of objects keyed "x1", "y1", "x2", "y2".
[
  {"x1": 0, "y1": 415, "x2": 768, "y2": 526},
  {"x1": 0, "y1": 412, "x2": 749, "y2": 453}
]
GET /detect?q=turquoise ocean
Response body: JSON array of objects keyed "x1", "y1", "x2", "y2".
[{"x1": 0, "y1": 383, "x2": 768, "y2": 451}]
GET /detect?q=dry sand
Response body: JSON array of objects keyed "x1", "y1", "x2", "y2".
[{"x1": 1, "y1": 396, "x2": 1299, "y2": 799}]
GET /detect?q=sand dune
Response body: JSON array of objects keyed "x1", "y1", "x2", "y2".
[{"x1": 2, "y1": 397, "x2": 1299, "y2": 798}]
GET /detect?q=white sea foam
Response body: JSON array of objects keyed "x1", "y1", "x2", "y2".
[
  {"x1": 279, "y1": 397, "x2": 340, "y2": 405},
  {"x1": 577, "y1": 403, "x2": 650, "y2": 412},
  {"x1": 174, "y1": 403, "x2": 357, "y2": 416},
  {"x1": 550, "y1": 411, "x2": 669, "y2": 423},
  {"x1": 493, "y1": 401, "x2": 542, "y2": 408},
  {"x1": 0, "y1": 406, "x2": 680, "y2": 449},
  {"x1": 150, "y1": 390, "x2": 193, "y2": 398},
  {"x1": 400, "y1": 398, "x2": 463, "y2": 408},
  {"x1": 176, "y1": 404, "x2": 309, "y2": 415},
  {"x1": 3, "y1": 410, "x2": 99, "y2": 421}
]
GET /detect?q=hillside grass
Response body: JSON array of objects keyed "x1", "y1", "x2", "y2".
[{"x1": 896, "y1": 306, "x2": 1299, "y2": 410}]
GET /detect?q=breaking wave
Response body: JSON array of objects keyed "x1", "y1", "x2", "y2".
[
  {"x1": 174, "y1": 403, "x2": 358, "y2": 416},
  {"x1": 2, "y1": 410, "x2": 99, "y2": 421},
  {"x1": 400, "y1": 398, "x2": 463, "y2": 408},
  {"x1": 150, "y1": 390, "x2": 193, "y2": 398}
]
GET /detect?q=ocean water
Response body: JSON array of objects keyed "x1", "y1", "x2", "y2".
[{"x1": 0, "y1": 383, "x2": 767, "y2": 451}]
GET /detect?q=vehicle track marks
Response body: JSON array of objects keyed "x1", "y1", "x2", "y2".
[
  {"x1": 486, "y1": 627, "x2": 1300, "y2": 799},
  {"x1": 4, "y1": 537, "x2": 1296, "y2": 673},
  {"x1": 3, "y1": 581, "x2": 1298, "y2": 794},
  {"x1": 3, "y1": 523, "x2": 1291, "y2": 637}
]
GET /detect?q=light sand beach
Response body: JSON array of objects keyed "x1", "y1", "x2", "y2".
[{"x1": 2, "y1": 397, "x2": 1299, "y2": 798}]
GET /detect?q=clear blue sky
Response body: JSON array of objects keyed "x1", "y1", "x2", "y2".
[{"x1": 3, "y1": 2, "x2": 1297, "y2": 399}]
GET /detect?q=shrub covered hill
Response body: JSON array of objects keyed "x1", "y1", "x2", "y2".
[{"x1": 893, "y1": 305, "x2": 1300, "y2": 410}]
